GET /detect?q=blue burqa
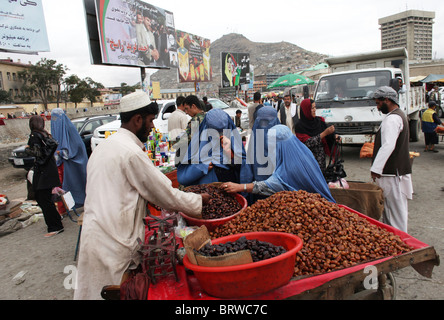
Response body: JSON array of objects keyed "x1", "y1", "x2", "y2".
[
  {"x1": 51, "y1": 109, "x2": 88, "y2": 207},
  {"x1": 242, "y1": 106, "x2": 281, "y2": 184},
  {"x1": 177, "y1": 109, "x2": 247, "y2": 186},
  {"x1": 262, "y1": 125, "x2": 335, "y2": 203}
]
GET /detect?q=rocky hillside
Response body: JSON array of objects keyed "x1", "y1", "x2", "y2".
[{"x1": 151, "y1": 33, "x2": 327, "y2": 93}]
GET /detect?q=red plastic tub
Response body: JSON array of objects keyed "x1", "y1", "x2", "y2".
[
  {"x1": 183, "y1": 232, "x2": 303, "y2": 298},
  {"x1": 179, "y1": 193, "x2": 247, "y2": 232}
]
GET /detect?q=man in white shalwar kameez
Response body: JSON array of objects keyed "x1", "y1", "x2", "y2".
[
  {"x1": 74, "y1": 92, "x2": 209, "y2": 300},
  {"x1": 371, "y1": 87, "x2": 413, "y2": 233}
]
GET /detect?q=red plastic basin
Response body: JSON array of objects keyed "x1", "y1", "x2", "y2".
[
  {"x1": 183, "y1": 232, "x2": 303, "y2": 298},
  {"x1": 179, "y1": 193, "x2": 247, "y2": 232}
]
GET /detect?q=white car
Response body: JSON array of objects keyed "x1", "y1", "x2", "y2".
[
  {"x1": 91, "y1": 98, "x2": 250, "y2": 152},
  {"x1": 91, "y1": 100, "x2": 177, "y2": 151}
]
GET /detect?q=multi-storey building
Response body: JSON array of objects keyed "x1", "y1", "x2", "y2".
[
  {"x1": 0, "y1": 58, "x2": 59, "y2": 103},
  {"x1": 0, "y1": 58, "x2": 32, "y2": 102},
  {"x1": 379, "y1": 10, "x2": 435, "y2": 62}
]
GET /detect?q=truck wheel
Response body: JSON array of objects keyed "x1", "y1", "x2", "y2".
[{"x1": 409, "y1": 119, "x2": 420, "y2": 142}]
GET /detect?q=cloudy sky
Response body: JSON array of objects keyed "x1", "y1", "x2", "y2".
[{"x1": 1, "y1": 0, "x2": 442, "y2": 87}]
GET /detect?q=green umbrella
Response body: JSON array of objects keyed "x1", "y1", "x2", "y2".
[{"x1": 267, "y1": 74, "x2": 315, "y2": 89}]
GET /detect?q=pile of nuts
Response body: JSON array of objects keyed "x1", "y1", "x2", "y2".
[
  {"x1": 211, "y1": 190, "x2": 413, "y2": 277},
  {"x1": 197, "y1": 236, "x2": 287, "y2": 262},
  {"x1": 185, "y1": 184, "x2": 242, "y2": 219}
]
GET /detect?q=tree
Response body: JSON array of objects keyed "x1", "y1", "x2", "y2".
[
  {"x1": 65, "y1": 76, "x2": 104, "y2": 108},
  {"x1": 83, "y1": 77, "x2": 104, "y2": 107},
  {"x1": 0, "y1": 90, "x2": 12, "y2": 104},
  {"x1": 120, "y1": 82, "x2": 141, "y2": 96},
  {"x1": 63, "y1": 74, "x2": 81, "y2": 108},
  {"x1": 18, "y1": 58, "x2": 68, "y2": 110}
]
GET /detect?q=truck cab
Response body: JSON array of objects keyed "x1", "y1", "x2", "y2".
[{"x1": 314, "y1": 48, "x2": 423, "y2": 144}]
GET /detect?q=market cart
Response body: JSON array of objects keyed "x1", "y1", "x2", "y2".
[
  {"x1": 102, "y1": 205, "x2": 439, "y2": 301},
  {"x1": 143, "y1": 206, "x2": 438, "y2": 300}
]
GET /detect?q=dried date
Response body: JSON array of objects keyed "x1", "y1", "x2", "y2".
[
  {"x1": 197, "y1": 236, "x2": 287, "y2": 262},
  {"x1": 210, "y1": 190, "x2": 414, "y2": 277},
  {"x1": 186, "y1": 185, "x2": 242, "y2": 219}
]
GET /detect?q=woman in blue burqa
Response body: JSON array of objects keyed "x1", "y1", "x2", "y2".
[
  {"x1": 242, "y1": 106, "x2": 281, "y2": 203},
  {"x1": 177, "y1": 109, "x2": 246, "y2": 186},
  {"x1": 221, "y1": 124, "x2": 335, "y2": 203},
  {"x1": 51, "y1": 108, "x2": 88, "y2": 207}
]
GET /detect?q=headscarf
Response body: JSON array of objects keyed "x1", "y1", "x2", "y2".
[
  {"x1": 241, "y1": 106, "x2": 280, "y2": 184},
  {"x1": 177, "y1": 109, "x2": 246, "y2": 186},
  {"x1": 264, "y1": 125, "x2": 335, "y2": 203},
  {"x1": 29, "y1": 115, "x2": 49, "y2": 136},
  {"x1": 50, "y1": 108, "x2": 88, "y2": 206},
  {"x1": 294, "y1": 98, "x2": 335, "y2": 155}
]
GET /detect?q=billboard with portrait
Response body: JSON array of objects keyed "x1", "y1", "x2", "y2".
[
  {"x1": 0, "y1": 0, "x2": 50, "y2": 54},
  {"x1": 176, "y1": 30, "x2": 212, "y2": 83},
  {"x1": 221, "y1": 52, "x2": 250, "y2": 88},
  {"x1": 94, "y1": 0, "x2": 178, "y2": 68}
]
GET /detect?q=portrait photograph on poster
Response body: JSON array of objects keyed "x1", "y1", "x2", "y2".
[
  {"x1": 176, "y1": 30, "x2": 212, "y2": 83},
  {"x1": 94, "y1": 0, "x2": 178, "y2": 69},
  {"x1": 221, "y1": 52, "x2": 250, "y2": 88}
]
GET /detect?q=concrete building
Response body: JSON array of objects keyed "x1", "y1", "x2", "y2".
[
  {"x1": 0, "y1": 58, "x2": 59, "y2": 104},
  {"x1": 0, "y1": 58, "x2": 33, "y2": 102},
  {"x1": 379, "y1": 10, "x2": 435, "y2": 62}
]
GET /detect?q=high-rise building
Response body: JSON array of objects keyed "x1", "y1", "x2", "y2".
[{"x1": 379, "y1": 10, "x2": 435, "y2": 61}]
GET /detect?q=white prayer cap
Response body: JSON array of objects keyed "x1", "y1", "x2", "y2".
[{"x1": 119, "y1": 91, "x2": 151, "y2": 113}]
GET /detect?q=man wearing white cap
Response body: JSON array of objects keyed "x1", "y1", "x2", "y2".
[
  {"x1": 74, "y1": 91, "x2": 209, "y2": 300},
  {"x1": 371, "y1": 86, "x2": 413, "y2": 233}
]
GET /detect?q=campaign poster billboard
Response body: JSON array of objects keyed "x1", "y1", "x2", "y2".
[
  {"x1": 221, "y1": 52, "x2": 250, "y2": 88},
  {"x1": 0, "y1": 0, "x2": 50, "y2": 53},
  {"x1": 176, "y1": 30, "x2": 211, "y2": 83},
  {"x1": 94, "y1": 0, "x2": 178, "y2": 68}
]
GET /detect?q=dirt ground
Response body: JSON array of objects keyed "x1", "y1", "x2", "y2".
[{"x1": 0, "y1": 135, "x2": 442, "y2": 300}]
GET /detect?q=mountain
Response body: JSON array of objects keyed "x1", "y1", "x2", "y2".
[{"x1": 150, "y1": 33, "x2": 327, "y2": 94}]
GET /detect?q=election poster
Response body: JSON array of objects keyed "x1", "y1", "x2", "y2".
[
  {"x1": 176, "y1": 30, "x2": 212, "y2": 83},
  {"x1": 221, "y1": 52, "x2": 250, "y2": 88},
  {"x1": 94, "y1": 0, "x2": 178, "y2": 68}
]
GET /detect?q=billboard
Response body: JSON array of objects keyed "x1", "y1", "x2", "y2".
[
  {"x1": 94, "y1": 0, "x2": 178, "y2": 68},
  {"x1": 0, "y1": 0, "x2": 50, "y2": 54},
  {"x1": 176, "y1": 30, "x2": 212, "y2": 83},
  {"x1": 221, "y1": 52, "x2": 250, "y2": 88}
]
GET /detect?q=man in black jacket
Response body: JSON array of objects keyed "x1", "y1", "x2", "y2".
[{"x1": 371, "y1": 86, "x2": 413, "y2": 232}]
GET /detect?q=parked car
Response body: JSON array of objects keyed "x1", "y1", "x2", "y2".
[
  {"x1": 8, "y1": 145, "x2": 35, "y2": 170},
  {"x1": 8, "y1": 114, "x2": 118, "y2": 170},
  {"x1": 91, "y1": 100, "x2": 177, "y2": 152},
  {"x1": 72, "y1": 115, "x2": 119, "y2": 156}
]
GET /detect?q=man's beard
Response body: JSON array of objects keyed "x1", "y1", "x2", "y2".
[
  {"x1": 136, "y1": 121, "x2": 149, "y2": 143},
  {"x1": 380, "y1": 102, "x2": 390, "y2": 115}
]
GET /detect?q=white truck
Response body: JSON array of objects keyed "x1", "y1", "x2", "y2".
[{"x1": 314, "y1": 48, "x2": 425, "y2": 144}]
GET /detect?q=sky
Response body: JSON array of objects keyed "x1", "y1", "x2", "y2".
[{"x1": 1, "y1": 0, "x2": 443, "y2": 88}]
